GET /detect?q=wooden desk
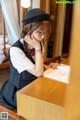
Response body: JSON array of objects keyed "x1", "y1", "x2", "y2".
[
  {"x1": 61, "y1": 58, "x2": 69, "y2": 65},
  {"x1": 17, "y1": 77, "x2": 67, "y2": 120},
  {"x1": 17, "y1": 58, "x2": 69, "y2": 120}
]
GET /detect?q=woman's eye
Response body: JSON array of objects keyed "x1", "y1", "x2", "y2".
[
  {"x1": 39, "y1": 32, "x2": 42, "y2": 34},
  {"x1": 37, "y1": 31, "x2": 48, "y2": 37}
]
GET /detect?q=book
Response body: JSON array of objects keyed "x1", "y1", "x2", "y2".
[{"x1": 44, "y1": 64, "x2": 71, "y2": 84}]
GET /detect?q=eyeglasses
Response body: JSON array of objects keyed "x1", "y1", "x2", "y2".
[{"x1": 36, "y1": 31, "x2": 48, "y2": 37}]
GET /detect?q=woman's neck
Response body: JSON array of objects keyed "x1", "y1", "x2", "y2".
[{"x1": 24, "y1": 39, "x2": 34, "y2": 49}]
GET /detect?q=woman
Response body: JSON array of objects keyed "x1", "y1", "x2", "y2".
[{"x1": 0, "y1": 8, "x2": 58, "y2": 109}]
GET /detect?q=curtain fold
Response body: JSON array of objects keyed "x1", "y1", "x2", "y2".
[
  {"x1": 0, "y1": 0, "x2": 21, "y2": 45},
  {"x1": 40, "y1": 0, "x2": 50, "y2": 60},
  {"x1": 40, "y1": 0, "x2": 50, "y2": 13}
]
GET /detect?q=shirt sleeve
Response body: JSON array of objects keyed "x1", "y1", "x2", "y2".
[{"x1": 10, "y1": 47, "x2": 35, "y2": 73}]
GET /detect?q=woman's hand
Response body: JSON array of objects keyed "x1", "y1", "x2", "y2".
[
  {"x1": 24, "y1": 35, "x2": 41, "y2": 50},
  {"x1": 49, "y1": 63, "x2": 59, "y2": 69}
]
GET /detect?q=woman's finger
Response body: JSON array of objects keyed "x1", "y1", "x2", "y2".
[{"x1": 49, "y1": 63, "x2": 59, "y2": 69}]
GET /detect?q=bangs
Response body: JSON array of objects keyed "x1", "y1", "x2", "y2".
[
  {"x1": 21, "y1": 21, "x2": 51, "y2": 38},
  {"x1": 38, "y1": 21, "x2": 51, "y2": 34}
]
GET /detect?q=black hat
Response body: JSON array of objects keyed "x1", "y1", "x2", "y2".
[{"x1": 22, "y1": 8, "x2": 50, "y2": 25}]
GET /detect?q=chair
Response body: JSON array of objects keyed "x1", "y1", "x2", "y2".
[
  {"x1": 0, "y1": 62, "x2": 10, "y2": 70},
  {"x1": 44, "y1": 56, "x2": 62, "y2": 65},
  {"x1": 0, "y1": 104, "x2": 20, "y2": 120}
]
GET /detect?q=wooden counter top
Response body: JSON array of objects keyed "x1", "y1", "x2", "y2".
[
  {"x1": 17, "y1": 58, "x2": 69, "y2": 120},
  {"x1": 18, "y1": 77, "x2": 67, "y2": 107}
]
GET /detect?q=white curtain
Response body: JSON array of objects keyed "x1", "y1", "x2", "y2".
[
  {"x1": 32, "y1": 0, "x2": 40, "y2": 8},
  {"x1": 0, "y1": 0, "x2": 21, "y2": 45},
  {"x1": 32, "y1": 0, "x2": 50, "y2": 13}
]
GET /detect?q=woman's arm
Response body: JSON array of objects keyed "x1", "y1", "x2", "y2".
[
  {"x1": 43, "y1": 64, "x2": 49, "y2": 70},
  {"x1": 44, "y1": 63, "x2": 59, "y2": 70},
  {"x1": 10, "y1": 46, "x2": 43, "y2": 77},
  {"x1": 27, "y1": 50, "x2": 44, "y2": 77},
  {"x1": 25, "y1": 35, "x2": 43, "y2": 77}
]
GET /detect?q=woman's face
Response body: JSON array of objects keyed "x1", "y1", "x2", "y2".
[{"x1": 32, "y1": 26, "x2": 49, "y2": 42}]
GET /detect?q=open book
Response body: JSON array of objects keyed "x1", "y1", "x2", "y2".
[{"x1": 44, "y1": 64, "x2": 71, "y2": 84}]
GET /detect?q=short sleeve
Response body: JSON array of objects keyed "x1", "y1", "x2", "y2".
[{"x1": 10, "y1": 47, "x2": 35, "y2": 73}]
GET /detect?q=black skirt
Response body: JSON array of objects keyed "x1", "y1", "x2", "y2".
[{"x1": 0, "y1": 80, "x2": 18, "y2": 109}]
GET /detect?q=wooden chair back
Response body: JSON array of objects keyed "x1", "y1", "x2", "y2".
[{"x1": 44, "y1": 56, "x2": 61, "y2": 65}]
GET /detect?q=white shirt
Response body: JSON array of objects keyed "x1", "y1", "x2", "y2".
[{"x1": 10, "y1": 39, "x2": 44, "y2": 73}]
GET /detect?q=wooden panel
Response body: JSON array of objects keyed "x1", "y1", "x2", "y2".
[
  {"x1": 17, "y1": 92, "x2": 64, "y2": 120},
  {"x1": 64, "y1": 3, "x2": 80, "y2": 120},
  {"x1": 17, "y1": 58, "x2": 69, "y2": 120},
  {"x1": 17, "y1": 77, "x2": 67, "y2": 107},
  {"x1": 17, "y1": 77, "x2": 67, "y2": 120}
]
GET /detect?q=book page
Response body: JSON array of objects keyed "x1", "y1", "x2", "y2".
[{"x1": 44, "y1": 64, "x2": 71, "y2": 84}]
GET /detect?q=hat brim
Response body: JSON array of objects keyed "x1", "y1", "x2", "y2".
[{"x1": 22, "y1": 14, "x2": 50, "y2": 25}]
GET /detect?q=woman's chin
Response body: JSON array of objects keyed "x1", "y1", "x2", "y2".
[{"x1": 38, "y1": 39, "x2": 43, "y2": 42}]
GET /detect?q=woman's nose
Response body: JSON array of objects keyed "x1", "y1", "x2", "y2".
[{"x1": 41, "y1": 34, "x2": 45, "y2": 39}]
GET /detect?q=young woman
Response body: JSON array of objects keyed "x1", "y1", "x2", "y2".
[{"x1": 0, "y1": 8, "x2": 58, "y2": 109}]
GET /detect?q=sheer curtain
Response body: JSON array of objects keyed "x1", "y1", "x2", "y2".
[{"x1": 0, "y1": 0, "x2": 21, "y2": 45}]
